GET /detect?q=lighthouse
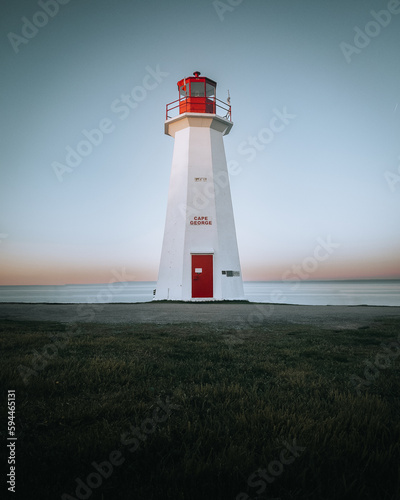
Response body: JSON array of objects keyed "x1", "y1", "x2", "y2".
[{"x1": 155, "y1": 71, "x2": 244, "y2": 301}]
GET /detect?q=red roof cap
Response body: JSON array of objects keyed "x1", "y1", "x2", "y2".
[{"x1": 177, "y1": 72, "x2": 217, "y2": 88}]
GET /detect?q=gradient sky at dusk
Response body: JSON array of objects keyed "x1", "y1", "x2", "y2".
[{"x1": 1, "y1": 0, "x2": 400, "y2": 285}]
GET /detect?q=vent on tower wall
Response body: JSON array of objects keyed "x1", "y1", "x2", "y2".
[{"x1": 222, "y1": 270, "x2": 240, "y2": 277}]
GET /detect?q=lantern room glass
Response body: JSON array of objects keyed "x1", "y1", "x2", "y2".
[
  {"x1": 179, "y1": 84, "x2": 187, "y2": 97},
  {"x1": 190, "y1": 82, "x2": 205, "y2": 97},
  {"x1": 206, "y1": 83, "x2": 215, "y2": 97}
]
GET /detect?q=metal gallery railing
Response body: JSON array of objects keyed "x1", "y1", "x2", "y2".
[{"x1": 166, "y1": 96, "x2": 232, "y2": 121}]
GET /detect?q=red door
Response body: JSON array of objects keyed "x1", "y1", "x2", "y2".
[{"x1": 192, "y1": 254, "x2": 213, "y2": 298}]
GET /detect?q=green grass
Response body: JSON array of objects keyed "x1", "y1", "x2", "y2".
[{"x1": 1, "y1": 316, "x2": 399, "y2": 500}]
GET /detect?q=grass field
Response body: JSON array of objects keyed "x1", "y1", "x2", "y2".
[{"x1": 1, "y1": 315, "x2": 400, "y2": 500}]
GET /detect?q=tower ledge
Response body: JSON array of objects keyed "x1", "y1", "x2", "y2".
[{"x1": 164, "y1": 113, "x2": 233, "y2": 138}]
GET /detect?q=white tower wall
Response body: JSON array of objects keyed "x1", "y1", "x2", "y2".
[{"x1": 155, "y1": 113, "x2": 244, "y2": 301}]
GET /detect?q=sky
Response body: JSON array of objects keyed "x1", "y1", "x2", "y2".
[{"x1": 1, "y1": 0, "x2": 400, "y2": 286}]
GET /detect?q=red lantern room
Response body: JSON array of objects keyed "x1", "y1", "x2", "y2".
[
  {"x1": 178, "y1": 71, "x2": 216, "y2": 114},
  {"x1": 166, "y1": 71, "x2": 231, "y2": 121}
]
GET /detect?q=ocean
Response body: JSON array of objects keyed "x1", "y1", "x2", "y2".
[{"x1": 0, "y1": 280, "x2": 399, "y2": 306}]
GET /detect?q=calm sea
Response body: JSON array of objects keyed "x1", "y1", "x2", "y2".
[{"x1": 0, "y1": 280, "x2": 399, "y2": 306}]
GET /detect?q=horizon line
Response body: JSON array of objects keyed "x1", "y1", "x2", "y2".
[{"x1": 1, "y1": 277, "x2": 400, "y2": 287}]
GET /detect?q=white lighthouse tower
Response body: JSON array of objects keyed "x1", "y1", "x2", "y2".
[{"x1": 155, "y1": 71, "x2": 244, "y2": 301}]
